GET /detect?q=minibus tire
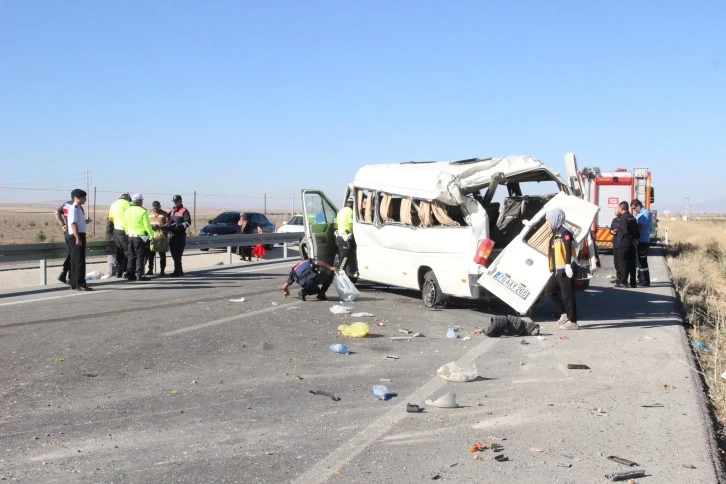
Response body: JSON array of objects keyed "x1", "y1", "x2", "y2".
[{"x1": 422, "y1": 270, "x2": 447, "y2": 308}]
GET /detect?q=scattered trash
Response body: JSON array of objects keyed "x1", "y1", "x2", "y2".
[
  {"x1": 437, "y1": 361, "x2": 478, "y2": 382},
  {"x1": 519, "y1": 362, "x2": 526, "y2": 366},
  {"x1": 494, "y1": 454, "x2": 509, "y2": 462},
  {"x1": 447, "y1": 327, "x2": 459, "y2": 339},
  {"x1": 469, "y1": 442, "x2": 486, "y2": 452},
  {"x1": 425, "y1": 392, "x2": 459, "y2": 408},
  {"x1": 372, "y1": 385, "x2": 396, "y2": 401},
  {"x1": 380, "y1": 378, "x2": 392, "y2": 382},
  {"x1": 462, "y1": 336, "x2": 471, "y2": 341},
  {"x1": 406, "y1": 403, "x2": 424, "y2": 413},
  {"x1": 607, "y1": 455, "x2": 639, "y2": 467},
  {"x1": 375, "y1": 322, "x2": 385, "y2": 327},
  {"x1": 351, "y1": 312, "x2": 375, "y2": 318},
  {"x1": 556, "y1": 462, "x2": 572, "y2": 468},
  {"x1": 390, "y1": 336, "x2": 413, "y2": 340},
  {"x1": 682, "y1": 464, "x2": 697, "y2": 469},
  {"x1": 641, "y1": 402, "x2": 664, "y2": 408},
  {"x1": 333, "y1": 272, "x2": 360, "y2": 302},
  {"x1": 170, "y1": 389, "x2": 180, "y2": 396},
  {"x1": 412, "y1": 332, "x2": 424, "y2": 337},
  {"x1": 330, "y1": 305, "x2": 353, "y2": 314},
  {"x1": 472, "y1": 455, "x2": 485, "y2": 461},
  {"x1": 605, "y1": 469, "x2": 646, "y2": 481},
  {"x1": 308, "y1": 389, "x2": 341, "y2": 401},
  {"x1": 591, "y1": 407, "x2": 608, "y2": 416},
  {"x1": 431, "y1": 474, "x2": 442, "y2": 480},
  {"x1": 84, "y1": 271, "x2": 102, "y2": 280},
  {"x1": 520, "y1": 340, "x2": 530, "y2": 345},
  {"x1": 384, "y1": 355, "x2": 399, "y2": 360},
  {"x1": 566, "y1": 364, "x2": 590, "y2": 370},
  {"x1": 537, "y1": 335, "x2": 546, "y2": 341},
  {"x1": 229, "y1": 297, "x2": 246, "y2": 302},
  {"x1": 528, "y1": 447, "x2": 544, "y2": 453},
  {"x1": 692, "y1": 341, "x2": 711, "y2": 350},
  {"x1": 474, "y1": 401, "x2": 482, "y2": 407},
  {"x1": 286, "y1": 306, "x2": 299, "y2": 310},
  {"x1": 271, "y1": 302, "x2": 278, "y2": 306},
  {"x1": 662, "y1": 384, "x2": 676, "y2": 390},
  {"x1": 338, "y1": 322, "x2": 370, "y2": 337},
  {"x1": 293, "y1": 375, "x2": 304, "y2": 380},
  {"x1": 54, "y1": 357, "x2": 64, "y2": 363},
  {"x1": 399, "y1": 329, "x2": 413, "y2": 334},
  {"x1": 483, "y1": 315, "x2": 539, "y2": 337},
  {"x1": 428, "y1": 308, "x2": 443, "y2": 312},
  {"x1": 329, "y1": 343, "x2": 348, "y2": 354},
  {"x1": 722, "y1": 370, "x2": 726, "y2": 381},
  {"x1": 605, "y1": 274, "x2": 614, "y2": 279},
  {"x1": 471, "y1": 328, "x2": 485, "y2": 335}
]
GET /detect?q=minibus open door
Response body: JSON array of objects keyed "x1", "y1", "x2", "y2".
[{"x1": 300, "y1": 189, "x2": 339, "y2": 266}]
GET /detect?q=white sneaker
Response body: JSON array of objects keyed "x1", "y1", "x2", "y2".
[
  {"x1": 100, "y1": 274, "x2": 111, "y2": 280},
  {"x1": 557, "y1": 313, "x2": 568, "y2": 324},
  {"x1": 558, "y1": 319, "x2": 580, "y2": 330}
]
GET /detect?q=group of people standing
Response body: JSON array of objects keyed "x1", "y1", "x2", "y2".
[
  {"x1": 611, "y1": 199, "x2": 652, "y2": 288},
  {"x1": 55, "y1": 191, "x2": 192, "y2": 288}
]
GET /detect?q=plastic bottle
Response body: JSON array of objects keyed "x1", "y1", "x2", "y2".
[
  {"x1": 372, "y1": 385, "x2": 391, "y2": 400},
  {"x1": 329, "y1": 343, "x2": 348, "y2": 354},
  {"x1": 85, "y1": 271, "x2": 102, "y2": 281},
  {"x1": 446, "y1": 327, "x2": 459, "y2": 339}
]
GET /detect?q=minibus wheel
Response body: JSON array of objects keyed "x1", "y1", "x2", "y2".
[{"x1": 422, "y1": 270, "x2": 447, "y2": 308}]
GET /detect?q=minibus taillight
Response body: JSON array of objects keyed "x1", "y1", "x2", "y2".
[{"x1": 473, "y1": 239, "x2": 495, "y2": 265}]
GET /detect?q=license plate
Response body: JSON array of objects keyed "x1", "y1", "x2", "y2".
[{"x1": 493, "y1": 271, "x2": 530, "y2": 300}]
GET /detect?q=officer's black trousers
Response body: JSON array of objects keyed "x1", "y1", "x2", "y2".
[
  {"x1": 148, "y1": 250, "x2": 166, "y2": 273},
  {"x1": 336, "y1": 235, "x2": 358, "y2": 276},
  {"x1": 68, "y1": 233, "x2": 87, "y2": 290},
  {"x1": 113, "y1": 230, "x2": 128, "y2": 276},
  {"x1": 636, "y1": 242, "x2": 650, "y2": 285},
  {"x1": 61, "y1": 233, "x2": 72, "y2": 277},
  {"x1": 301, "y1": 271, "x2": 334, "y2": 296},
  {"x1": 612, "y1": 246, "x2": 620, "y2": 281},
  {"x1": 127, "y1": 237, "x2": 148, "y2": 277},
  {"x1": 615, "y1": 246, "x2": 637, "y2": 286},
  {"x1": 169, "y1": 233, "x2": 186, "y2": 274},
  {"x1": 544, "y1": 272, "x2": 577, "y2": 323}
]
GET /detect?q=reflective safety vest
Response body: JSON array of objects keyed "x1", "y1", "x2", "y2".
[
  {"x1": 336, "y1": 206, "x2": 353, "y2": 234},
  {"x1": 548, "y1": 227, "x2": 576, "y2": 273},
  {"x1": 109, "y1": 198, "x2": 131, "y2": 231},
  {"x1": 124, "y1": 205, "x2": 154, "y2": 237}
]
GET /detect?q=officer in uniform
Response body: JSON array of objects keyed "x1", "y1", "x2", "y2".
[
  {"x1": 53, "y1": 197, "x2": 73, "y2": 284},
  {"x1": 124, "y1": 193, "x2": 155, "y2": 281},
  {"x1": 334, "y1": 195, "x2": 358, "y2": 278},
  {"x1": 168, "y1": 194, "x2": 192, "y2": 277},
  {"x1": 67, "y1": 188, "x2": 93, "y2": 291},
  {"x1": 108, "y1": 192, "x2": 132, "y2": 278},
  {"x1": 614, "y1": 201, "x2": 639, "y2": 288},
  {"x1": 631, "y1": 199, "x2": 652, "y2": 286},
  {"x1": 282, "y1": 258, "x2": 336, "y2": 301},
  {"x1": 543, "y1": 208, "x2": 579, "y2": 330},
  {"x1": 609, "y1": 215, "x2": 620, "y2": 283}
]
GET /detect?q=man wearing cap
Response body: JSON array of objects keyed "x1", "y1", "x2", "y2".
[
  {"x1": 334, "y1": 195, "x2": 358, "y2": 279},
  {"x1": 67, "y1": 188, "x2": 93, "y2": 291},
  {"x1": 168, "y1": 195, "x2": 192, "y2": 277},
  {"x1": 108, "y1": 192, "x2": 132, "y2": 278},
  {"x1": 124, "y1": 193, "x2": 155, "y2": 281}
]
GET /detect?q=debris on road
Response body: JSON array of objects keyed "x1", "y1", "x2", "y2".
[
  {"x1": 447, "y1": 327, "x2": 459, "y2": 339},
  {"x1": 662, "y1": 384, "x2": 676, "y2": 390},
  {"x1": 229, "y1": 297, "x2": 246, "y2": 302},
  {"x1": 437, "y1": 361, "x2": 478, "y2": 382},
  {"x1": 384, "y1": 355, "x2": 399, "y2": 360},
  {"x1": 494, "y1": 454, "x2": 509, "y2": 462},
  {"x1": 469, "y1": 441, "x2": 485, "y2": 452},
  {"x1": 329, "y1": 343, "x2": 348, "y2": 354},
  {"x1": 398, "y1": 329, "x2": 413, "y2": 334},
  {"x1": 329, "y1": 305, "x2": 352, "y2": 314},
  {"x1": 293, "y1": 375, "x2": 304, "y2": 380},
  {"x1": 54, "y1": 357, "x2": 64, "y2": 363},
  {"x1": 308, "y1": 389, "x2": 341, "y2": 401},
  {"x1": 390, "y1": 336, "x2": 413, "y2": 340},
  {"x1": 406, "y1": 403, "x2": 424, "y2": 413},
  {"x1": 338, "y1": 322, "x2": 370, "y2": 337},
  {"x1": 641, "y1": 402, "x2": 664, "y2": 408},
  {"x1": 605, "y1": 469, "x2": 646, "y2": 481},
  {"x1": 556, "y1": 462, "x2": 572, "y2": 468},
  {"x1": 482, "y1": 315, "x2": 539, "y2": 337},
  {"x1": 351, "y1": 312, "x2": 375, "y2": 318},
  {"x1": 566, "y1": 364, "x2": 591, "y2": 370},
  {"x1": 528, "y1": 447, "x2": 544, "y2": 452},
  {"x1": 372, "y1": 385, "x2": 396, "y2": 401},
  {"x1": 607, "y1": 455, "x2": 639, "y2": 467},
  {"x1": 379, "y1": 378, "x2": 392, "y2": 382},
  {"x1": 537, "y1": 335, "x2": 546, "y2": 341},
  {"x1": 425, "y1": 392, "x2": 459, "y2": 408}
]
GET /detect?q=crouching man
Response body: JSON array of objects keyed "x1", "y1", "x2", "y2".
[{"x1": 282, "y1": 259, "x2": 337, "y2": 301}]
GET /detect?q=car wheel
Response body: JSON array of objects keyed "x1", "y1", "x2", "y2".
[
  {"x1": 422, "y1": 270, "x2": 447, "y2": 308},
  {"x1": 200, "y1": 248, "x2": 209, "y2": 252}
]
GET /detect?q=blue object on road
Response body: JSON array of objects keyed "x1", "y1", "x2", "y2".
[
  {"x1": 373, "y1": 385, "x2": 396, "y2": 400},
  {"x1": 329, "y1": 343, "x2": 348, "y2": 354}
]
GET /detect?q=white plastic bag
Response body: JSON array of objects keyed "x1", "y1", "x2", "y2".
[
  {"x1": 436, "y1": 361, "x2": 478, "y2": 382},
  {"x1": 329, "y1": 305, "x2": 352, "y2": 314},
  {"x1": 333, "y1": 272, "x2": 360, "y2": 302}
]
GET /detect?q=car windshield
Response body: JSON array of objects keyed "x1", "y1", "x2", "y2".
[
  {"x1": 291, "y1": 216, "x2": 303, "y2": 225},
  {"x1": 212, "y1": 212, "x2": 239, "y2": 224}
]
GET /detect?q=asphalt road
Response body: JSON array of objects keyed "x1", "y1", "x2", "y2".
[{"x1": 0, "y1": 249, "x2": 723, "y2": 483}]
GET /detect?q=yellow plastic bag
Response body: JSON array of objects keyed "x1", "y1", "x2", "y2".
[{"x1": 338, "y1": 322, "x2": 371, "y2": 338}]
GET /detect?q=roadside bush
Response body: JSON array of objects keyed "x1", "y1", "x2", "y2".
[
  {"x1": 35, "y1": 230, "x2": 47, "y2": 242},
  {"x1": 704, "y1": 239, "x2": 722, "y2": 262},
  {"x1": 665, "y1": 241, "x2": 697, "y2": 258}
]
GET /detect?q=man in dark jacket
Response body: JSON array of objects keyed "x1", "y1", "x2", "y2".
[
  {"x1": 282, "y1": 259, "x2": 336, "y2": 301},
  {"x1": 613, "y1": 201, "x2": 639, "y2": 288}
]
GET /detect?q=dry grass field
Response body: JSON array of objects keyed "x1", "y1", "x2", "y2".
[
  {"x1": 0, "y1": 204, "x2": 293, "y2": 245},
  {"x1": 663, "y1": 218, "x2": 726, "y2": 424}
]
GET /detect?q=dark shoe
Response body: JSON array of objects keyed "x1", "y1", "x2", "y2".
[
  {"x1": 641, "y1": 282, "x2": 650, "y2": 287},
  {"x1": 159, "y1": 270, "x2": 166, "y2": 277},
  {"x1": 614, "y1": 282, "x2": 626, "y2": 288},
  {"x1": 609, "y1": 279, "x2": 618, "y2": 284},
  {"x1": 316, "y1": 293, "x2": 328, "y2": 301},
  {"x1": 116, "y1": 271, "x2": 124, "y2": 278},
  {"x1": 137, "y1": 276, "x2": 151, "y2": 281},
  {"x1": 170, "y1": 271, "x2": 181, "y2": 278},
  {"x1": 298, "y1": 289, "x2": 307, "y2": 301},
  {"x1": 126, "y1": 275, "x2": 137, "y2": 281},
  {"x1": 145, "y1": 269, "x2": 153, "y2": 275},
  {"x1": 630, "y1": 283, "x2": 637, "y2": 288},
  {"x1": 57, "y1": 273, "x2": 67, "y2": 284},
  {"x1": 76, "y1": 286, "x2": 94, "y2": 292}
]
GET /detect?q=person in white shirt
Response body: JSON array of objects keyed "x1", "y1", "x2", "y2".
[{"x1": 67, "y1": 188, "x2": 93, "y2": 291}]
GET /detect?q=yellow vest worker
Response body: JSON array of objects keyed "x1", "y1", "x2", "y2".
[
  {"x1": 109, "y1": 197, "x2": 131, "y2": 231},
  {"x1": 336, "y1": 205, "x2": 354, "y2": 235},
  {"x1": 335, "y1": 198, "x2": 358, "y2": 277},
  {"x1": 125, "y1": 205, "x2": 154, "y2": 238},
  {"x1": 123, "y1": 194, "x2": 155, "y2": 281}
]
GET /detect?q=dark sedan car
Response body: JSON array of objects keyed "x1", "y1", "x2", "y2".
[{"x1": 199, "y1": 211, "x2": 276, "y2": 250}]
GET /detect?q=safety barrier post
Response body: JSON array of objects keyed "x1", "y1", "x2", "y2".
[
  {"x1": 283, "y1": 242, "x2": 288, "y2": 259},
  {"x1": 227, "y1": 246, "x2": 232, "y2": 265},
  {"x1": 40, "y1": 259, "x2": 47, "y2": 286}
]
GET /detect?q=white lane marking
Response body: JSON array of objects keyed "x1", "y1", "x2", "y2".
[
  {"x1": 0, "y1": 290, "x2": 110, "y2": 307},
  {"x1": 162, "y1": 300, "x2": 300, "y2": 336},
  {"x1": 0, "y1": 261, "x2": 295, "y2": 307},
  {"x1": 291, "y1": 337, "x2": 501, "y2": 484}
]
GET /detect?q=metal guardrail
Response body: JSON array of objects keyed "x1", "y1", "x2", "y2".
[{"x1": 0, "y1": 232, "x2": 304, "y2": 286}]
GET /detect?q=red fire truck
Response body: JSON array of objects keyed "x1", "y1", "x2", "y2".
[{"x1": 569, "y1": 160, "x2": 656, "y2": 250}]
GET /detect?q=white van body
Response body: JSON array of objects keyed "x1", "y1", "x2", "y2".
[{"x1": 301, "y1": 154, "x2": 598, "y2": 314}]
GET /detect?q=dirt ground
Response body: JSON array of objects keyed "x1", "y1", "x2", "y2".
[{"x1": 0, "y1": 204, "x2": 292, "y2": 245}]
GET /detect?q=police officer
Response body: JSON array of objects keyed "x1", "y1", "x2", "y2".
[
  {"x1": 543, "y1": 208, "x2": 579, "y2": 330},
  {"x1": 614, "y1": 201, "x2": 639, "y2": 288},
  {"x1": 168, "y1": 194, "x2": 191, "y2": 277},
  {"x1": 53, "y1": 197, "x2": 73, "y2": 284},
  {"x1": 108, "y1": 192, "x2": 132, "y2": 278},
  {"x1": 334, "y1": 195, "x2": 358, "y2": 278},
  {"x1": 67, "y1": 188, "x2": 93, "y2": 291},
  {"x1": 609, "y1": 215, "x2": 620, "y2": 283},
  {"x1": 282, "y1": 258, "x2": 336, "y2": 301},
  {"x1": 631, "y1": 199, "x2": 652, "y2": 286},
  {"x1": 123, "y1": 193, "x2": 154, "y2": 281}
]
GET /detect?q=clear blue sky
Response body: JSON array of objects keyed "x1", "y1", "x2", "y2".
[{"x1": 1, "y1": 0, "x2": 724, "y2": 213}]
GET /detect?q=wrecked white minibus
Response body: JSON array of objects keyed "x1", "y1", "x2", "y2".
[{"x1": 301, "y1": 154, "x2": 599, "y2": 314}]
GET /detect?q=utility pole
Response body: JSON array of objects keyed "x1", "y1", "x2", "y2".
[
  {"x1": 685, "y1": 197, "x2": 690, "y2": 220},
  {"x1": 264, "y1": 193, "x2": 267, "y2": 215},
  {"x1": 83, "y1": 169, "x2": 92, "y2": 196}
]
